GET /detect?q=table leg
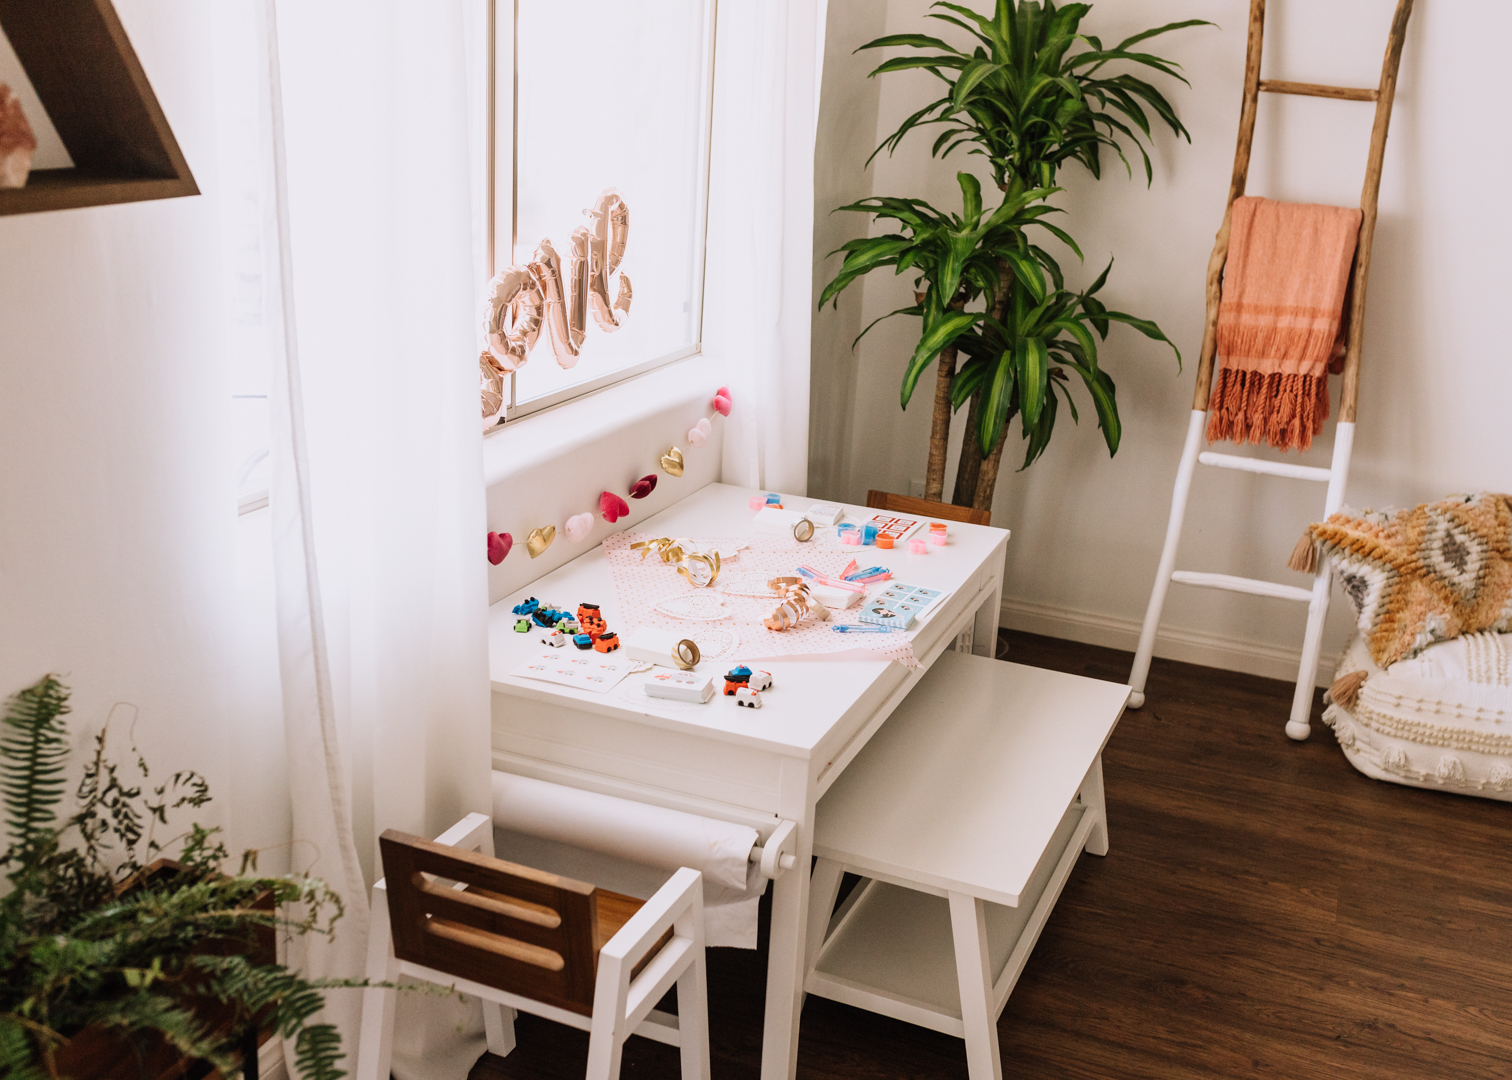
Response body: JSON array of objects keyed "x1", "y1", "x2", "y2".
[
  {"x1": 761, "y1": 765, "x2": 816, "y2": 1080},
  {"x1": 972, "y1": 559, "x2": 1005, "y2": 658},
  {"x1": 1081, "y1": 754, "x2": 1109, "y2": 857}
]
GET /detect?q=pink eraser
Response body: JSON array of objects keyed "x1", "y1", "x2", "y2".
[
  {"x1": 908, "y1": 538, "x2": 927, "y2": 554},
  {"x1": 841, "y1": 532, "x2": 862, "y2": 545},
  {"x1": 749, "y1": 495, "x2": 765, "y2": 511},
  {"x1": 928, "y1": 533, "x2": 947, "y2": 546}
]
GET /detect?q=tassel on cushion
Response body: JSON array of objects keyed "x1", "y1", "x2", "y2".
[
  {"x1": 1287, "y1": 529, "x2": 1318, "y2": 574},
  {"x1": 1327, "y1": 669, "x2": 1367, "y2": 711}
]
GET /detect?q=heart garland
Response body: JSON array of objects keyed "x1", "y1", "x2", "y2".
[
  {"x1": 526, "y1": 525, "x2": 555, "y2": 558},
  {"x1": 495, "y1": 388, "x2": 733, "y2": 564},
  {"x1": 629, "y1": 474, "x2": 657, "y2": 499},
  {"x1": 600, "y1": 491, "x2": 630, "y2": 522}
]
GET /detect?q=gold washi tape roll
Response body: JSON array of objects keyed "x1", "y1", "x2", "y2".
[{"x1": 672, "y1": 639, "x2": 701, "y2": 670}]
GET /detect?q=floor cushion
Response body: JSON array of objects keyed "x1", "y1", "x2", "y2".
[{"x1": 1323, "y1": 631, "x2": 1512, "y2": 801}]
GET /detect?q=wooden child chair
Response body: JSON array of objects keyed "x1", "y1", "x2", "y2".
[
  {"x1": 356, "y1": 812, "x2": 710, "y2": 1080},
  {"x1": 866, "y1": 490, "x2": 991, "y2": 527}
]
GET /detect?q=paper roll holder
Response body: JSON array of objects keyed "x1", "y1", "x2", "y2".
[{"x1": 749, "y1": 819, "x2": 799, "y2": 877}]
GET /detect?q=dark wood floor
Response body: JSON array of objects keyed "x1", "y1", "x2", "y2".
[{"x1": 471, "y1": 631, "x2": 1512, "y2": 1080}]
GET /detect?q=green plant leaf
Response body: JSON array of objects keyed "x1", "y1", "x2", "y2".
[
  {"x1": 1017, "y1": 335, "x2": 1049, "y2": 432},
  {"x1": 979, "y1": 350, "x2": 1015, "y2": 456},
  {"x1": 1100, "y1": 309, "x2": 1182, "y2": 366},
  {"x1": 856, "y1": 33, "x2": 966, "y2": 55},
  {"x1": 1020, "y1": 376, "x2": 1059, "y2": 470},
  {"x1": 1002, "y1": 249, "x2": 1046, "y2": 302},
  {"x1": 901, "y1": 310, "x2": 979, "y2": 408},
  {"x1": 958, "y1": 172, "x2": 982, "y2": 230}
]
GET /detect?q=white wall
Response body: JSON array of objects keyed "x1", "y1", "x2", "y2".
[
  {"x1": 812, "y1": 0, "x2": 1512, "y2": 681},
  {"x1": 0, "y1": 3, "x2": 290, "y2": 863}
]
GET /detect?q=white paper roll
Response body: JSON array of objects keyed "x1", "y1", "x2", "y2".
[{"x1": 490, "y1": 772, "x2": 757, "y2": 892}]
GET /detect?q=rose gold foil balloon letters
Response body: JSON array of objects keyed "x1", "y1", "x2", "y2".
[{"x1": 483, "y1": 188, "x2": 632, "y2": 375}]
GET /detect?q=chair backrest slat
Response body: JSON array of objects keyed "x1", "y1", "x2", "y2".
[
  {"x1": 866, "y1": 490, "x2": 991, "y2": 527},
  {"x1": 380, "y1": 830, "x2": 600, "y2": 1015}
]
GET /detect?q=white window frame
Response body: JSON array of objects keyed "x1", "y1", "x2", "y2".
[{"x1": 486, "y1": 0, "x2": 718, "y2": 428}]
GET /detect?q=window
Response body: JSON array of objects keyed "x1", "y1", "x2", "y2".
[{"x1": 486, "y1": 0, "x2": 716, "y2": 425}]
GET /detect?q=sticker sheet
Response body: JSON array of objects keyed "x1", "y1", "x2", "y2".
[{"x1": 511, "y1": 648, "x2": 637, "y2": 693}]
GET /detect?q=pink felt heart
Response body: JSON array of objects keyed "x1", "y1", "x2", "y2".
[
  {"x1": 600, "y1": 491, "x2": 630, "y2": 522},
  {"x1": 629, "y1": 474, "x2": 657, "y2": 499},
  {"x1": 687, "y1": 424, "x2": 707, "y2": 448},
  {"x1": 565, "y1": 513, "x2": 593, "y2": 543},
  {"x1": 487, "y1": 531, "x2": 512, "y2": 565},
  {"x1": 712, "y1": 392, "x2": 732, "y2": 417}
]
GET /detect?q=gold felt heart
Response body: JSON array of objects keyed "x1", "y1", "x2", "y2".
[
  {"x1": 526, "y1": 525, "x2": 556, "y2": 558},
  {"x1": 660, "y1": 447, "x2": 685, "y2": 477}
]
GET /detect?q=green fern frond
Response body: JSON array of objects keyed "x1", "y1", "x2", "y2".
[{"x1": 1, "y1": 676, "x2": 71, "y2": 850}]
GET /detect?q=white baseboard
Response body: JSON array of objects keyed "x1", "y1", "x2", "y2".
[{"x1": 998, "y1": 597, "x2": 1339, "y2": 687}]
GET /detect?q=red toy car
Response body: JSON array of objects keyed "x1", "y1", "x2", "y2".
[{"x1": 593, "y1": 631, "x2": 620, "y2": 654}]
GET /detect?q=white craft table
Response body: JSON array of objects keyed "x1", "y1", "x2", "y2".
[{"x1": 488, "y1": 482, "x2": 1009, "y2": 1080}]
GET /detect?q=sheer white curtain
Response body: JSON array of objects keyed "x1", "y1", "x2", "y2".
[
  {"x1": 258, "y1": 2, "x2": 492, "y2": 1076},
  {"x1": 708, "y1": 0, "x2": 828, "y2": 496}
]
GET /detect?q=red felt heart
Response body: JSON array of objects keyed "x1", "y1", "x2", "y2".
[
  {"x1": 487, "y1": 531, "x2": 512, "y2": 565},
  {"x1": 629, "y1": 474, "x2": 657, "y2": 499},
  {"x1": 600, "y1": 491, "x2": 630, "y2": 522},
  {"x1": 712, "y1": 392, "x2": 732, "y2": 417}
]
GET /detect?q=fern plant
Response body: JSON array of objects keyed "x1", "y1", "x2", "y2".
[{"x1": 0, "y1": 675, "x2": 359, "y2": 1080}]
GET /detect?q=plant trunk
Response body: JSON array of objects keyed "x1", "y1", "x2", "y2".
[
  {"x1": 952, "y1": 390, "x2": 984, "y2": 506},
  {"x1": 973, "y1": 421, "x2": 1010, "y2": 511},
  {"x1": 924, "y1": 347, "x2": 957, "y2": 502},
  {"x1": 951, "y1": 254, "x2": 1014, "y2": 506}
]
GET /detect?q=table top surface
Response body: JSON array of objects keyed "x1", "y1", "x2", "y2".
[
  {"x1": 814, "y1": 650, "x2": 1130, "y2": 905},
  {"x1": 489, "y1": 483, "x2": 1010, "y2": 759}
]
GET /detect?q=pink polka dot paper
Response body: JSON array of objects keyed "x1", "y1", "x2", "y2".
[{"x1": 602, "y1": 533, "x2": 919, "y2": 668}]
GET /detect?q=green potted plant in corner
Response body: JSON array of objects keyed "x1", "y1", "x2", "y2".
[
  {"x1": 0, "y1": 675, "x2": 359, "y2": 1080},
  {"x1": 820, "y1": 0, "x2": 1209, "y2": 510}
]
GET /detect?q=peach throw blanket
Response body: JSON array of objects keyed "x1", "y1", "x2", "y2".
[{"x1": 1207, "y1": 196, "x2": 1362, "y2": 451}]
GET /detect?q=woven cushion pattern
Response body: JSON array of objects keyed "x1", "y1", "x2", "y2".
[
  {"x1": 1324, "y1": 631, "x2": 1512, "y2": 802},
  {"x1": 1311, "y1": 492, "x2": 1512, "y2": 669}
]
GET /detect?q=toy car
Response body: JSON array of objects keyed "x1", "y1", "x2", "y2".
[
  {"x1": 557, "y1": 617, "x2": 579, "y2": 633},
  {"x1": 513, "y1": 618, "x2": 531, "y2": 633},
  {"x1": 578, "y1": 608, "x2": 607, "y2": 639},
  {"x1": 723, "y1": 665, "x2": 752, "y2": 696},
  {"x1": 573, "y1": 633, "x2": 594, "y2": 650},
  {"x1": 542, "y1": 630, "x2": 566, "y2": 648},
  {"x1": 533, "y1": 605, "x2": 567, "y2": 628},
  {"x1": 511, "y1": 597, "x2": 539, "y2": 617},
  {"x1": 593, "y1": 631, "x2": 620, "y2": 654},
  {"x1": 735, "y1": 686, "x2": 762, "y2": 709},
  {"x1": 748, "y1": 670, "x2": 773, "y2": 692}
]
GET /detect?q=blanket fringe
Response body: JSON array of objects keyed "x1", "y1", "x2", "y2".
[{"x1": 1205, "y1": 368, "x2": 1330, "y2": 452}]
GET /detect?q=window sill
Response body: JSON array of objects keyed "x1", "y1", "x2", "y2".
[
  {"x1": 483, "y1": 352, "x2": 726, "y2": 488},
  {"x1": 483, "y1": 353, "x2": 730, "y2": 605}
]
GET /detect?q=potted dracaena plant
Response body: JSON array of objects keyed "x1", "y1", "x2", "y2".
[
  {"x1": 819, "y1": 0, "x2": 1210, "y2": 510},
  {"x1": 0, "y1": 675, "x2": 361, "y2": 1080}
]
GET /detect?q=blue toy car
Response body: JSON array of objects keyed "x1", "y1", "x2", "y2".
[
  {"x1": 573, "y1": 633, "x2": 594, "y2": 650},
  {"x1": 512, "y1": 597, "x2": 539, "y2": 617}
]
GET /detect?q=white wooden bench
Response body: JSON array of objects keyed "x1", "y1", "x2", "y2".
[{"x1": 803, "y1": 651, "x2": 1130, "y2": 1080}]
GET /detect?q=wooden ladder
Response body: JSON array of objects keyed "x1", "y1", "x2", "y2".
[{"x1": 1127, "y1": 0, "x2": 1414, "y2": 741}]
